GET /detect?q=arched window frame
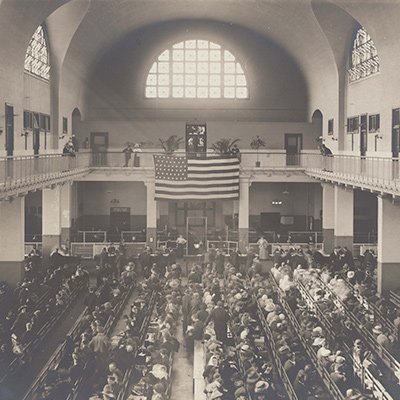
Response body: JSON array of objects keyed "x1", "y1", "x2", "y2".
[
  {"x1": 24, "y1": 24, "x2": 51, "y2": 81},
  {"x1": 348, "y1": 26, "x2": 379, "y2": 83},
  {"x1": 144, "y1": 39, "x2": 249, "y2": 100}
]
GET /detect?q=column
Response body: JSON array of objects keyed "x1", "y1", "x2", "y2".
[
  {"x1": 377, "y1": 196, "x2": 400, "y2": 294},
  {"x1": 42, "y1": 186, "x2": 61, "y2": 266},
  {"x1": 0, "y1": 197, "x2": 25, "y2": 287},
  {"x1": 238, "y1": 177, "x2": 250, "y2": 253},
  {"x1": 60, "y1": 183, "x2": 72, "y2": 248},
  {"x1": 334, "y1": 185, "x2": 354, "y2": 249},
  {"x1": 145, "y1": 179, "x2": 157, "y2": 249},
  {"x1": 322, "y1": 183, "x2": 335, "y2": 253}
]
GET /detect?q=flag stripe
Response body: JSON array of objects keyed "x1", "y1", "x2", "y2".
[
  {"x1": 188, "y1": 168, "x2": 240, "y2": 175},
  {"x1": 188, "y1": 157, "x2": 239, "y2": 164},
  {"x1": 155, "y1": 189, "x2": 239, "y2": 195},
  {"x1": 155, "y1": 192, "x2": 239, "y2": 200},
  {"x1": 155, "y1": 178, "x2": 239, "y2": 185},
  {"x1": 153, "y1": 154, "x2": 240, "y2": 201},
  {"x1": 156, "y1": 184, "x2": 238, "y2": 191},
  {"x1": 155, "y1": 181, "x2": 239, "y2": 189}
]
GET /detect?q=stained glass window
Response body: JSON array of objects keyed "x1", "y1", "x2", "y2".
[
  {"x1": 348, "y1": 27, "x2": 379, "y2": 83},
  {"x1": 145, "y1": 40, "x2": 248, "y2": 99},
  {"x1": 24, "y1": 25, "x2": 50, "y2": 81}
]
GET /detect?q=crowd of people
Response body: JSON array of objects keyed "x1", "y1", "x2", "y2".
[
  {"x1": 0, "y1": 250, "x2": 88, "y2": 380},
  {"x1": 248, "y1": 272, "x2": 329, "y2": 400},
  {"x1": 3, "y1": 232, "x2": 400, "y2": 400},
  {"x1": 31, "y1": 262, "x2": 139, "y2": 399},
  {"x1": 269, "y1": 244, "x2": 400, "y2": 399}
]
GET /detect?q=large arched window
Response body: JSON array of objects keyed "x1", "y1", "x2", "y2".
[
  {"x1": 145, "y1": 40, "x2": 248, "y2": 99},
  {"x1": 348, "y1": 27, "x2": 379, "y2": 83},
  {"x1": 24, "y1": 25, "x2": 50, "y2": 81}
]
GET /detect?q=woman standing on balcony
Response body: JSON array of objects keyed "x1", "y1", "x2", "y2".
[{"x1": 257, "y1": 235, "x2": 269, "y2": 261}]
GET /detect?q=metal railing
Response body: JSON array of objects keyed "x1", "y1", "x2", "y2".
[
  {"x1": 288, "y1": 231, "x2": 323, "y2": 244},
  {"x1": 3, "y1": 150, "x2": 400, "y2": 201},
  {"x1": 70, "y1": 242, "x2": 147, "y2": 258},
  {"x1": 301, "y1": 152, "x2": 400, "y2": 190},
  {"x1": 89, "y1": 150, "x2": 300, "y2": 169},
  {"x1": 206, "y1": 240, "x2": 238, "y2": 253},
  {"x1": 0, "y1": 152, "x2": 91, "y2": 190}
]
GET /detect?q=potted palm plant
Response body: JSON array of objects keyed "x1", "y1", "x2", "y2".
[
  {"x1": 250, "y1": 135, "x2": 266, "y2": 167},
  {"x1": 158, "y1": 135, "x2": 184, "y2": 155},
  {"x1": 210, "y1": 138, "x2": 241, "y2": 156}
]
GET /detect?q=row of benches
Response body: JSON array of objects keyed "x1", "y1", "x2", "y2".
[
  {"x1": 294, "y1": 272, "x2": 395, "y2": 400},
  {"x1": 22, "y1": 275, "x2": 134, "y2": 400},
  {"x1": 0, "y1": 276, "x2": 87, "y2": 386}
]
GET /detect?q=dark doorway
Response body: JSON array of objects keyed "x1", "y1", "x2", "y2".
[
  {"x1": 72, "y1": 108, "x2": 82, "y2": 149},
  {"x1": 392, "y1": 109, "x2": 400, "y2": 179},
  {"x1": 5, "y1": 103, "x2": 14, "y2": 157},
  {"x1": 360, "y1": 114, "x2": 367, "y2": 157},
  {"x1": 33, "y1": 112, "x2": 40, "y2": 155},
  {"x1": 260, "y1": 212, "x2": 281, "y2": 233},
  {"x1": 90, "y1": 132, "x2": 108, "y2": 166},
  {"x1": 285, "y1": 134, "x2": 302, "y2": 166},
  {"x1": 392, "y1": 108, "x2": 400, "y2": 158},
  {"x1": 311, "y1": 110, "x2": 323, "y2": 142},
  {"x1": 110, "y1": 207, "x2": 131, "y2": 241}
]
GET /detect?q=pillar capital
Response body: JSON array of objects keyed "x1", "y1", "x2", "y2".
[
  {"x1": 144, "y1": 177, "x2": 155, "y2": 187},
  {"x1": 239, "y1": 175, "x2": 252, "y2": 186}
]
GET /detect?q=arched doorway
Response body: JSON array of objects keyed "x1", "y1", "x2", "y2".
[
  {"x1": 312, "y1": 109, "x2": 323, "y2": 141},
  {"x1": 72, "y1": 108, "x2": 84, "y2": 149}
]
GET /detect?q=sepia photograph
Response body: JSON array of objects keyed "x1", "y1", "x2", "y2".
[{"x1": 0, "y1": 1, "x2": 399, "y2": 399}]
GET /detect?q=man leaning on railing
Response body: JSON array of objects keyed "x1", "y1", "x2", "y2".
[{"x1": 319, "y1": 144, "x2": 333, "y2": 172}]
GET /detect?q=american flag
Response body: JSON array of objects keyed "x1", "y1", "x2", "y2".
[{"x1": 153, "y1": 155, "x2": 240, "y2": 200}]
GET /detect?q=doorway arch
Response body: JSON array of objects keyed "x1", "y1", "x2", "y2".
[{"x1": 72, "y1": 108, "x2": 83, "y2": 149}]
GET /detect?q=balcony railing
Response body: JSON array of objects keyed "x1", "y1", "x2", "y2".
[
  {"x1": 89, "y1": 150, "x2": 304, "y2": 169},
  {"x1": 301, "y1": 153, "x2": 400, "y2": 193},
  {"x1": 2, "y1": 150, "x2": 400, "y2": 198},
  {"x1": 0, "y1": 152, "x2": 91, "y2": 196}
]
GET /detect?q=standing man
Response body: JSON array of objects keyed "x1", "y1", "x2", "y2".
[
  {"x1": 229, "y1": 248, "x2": 241, "y2": 271},
  {"x1": 182, "y1": 289, "x2": 191, "y2": 334},
  {"x1": 122, "y1": 143, "x2": 133, "y2": 167},
  {"x1": 243, "y1": 246, "x2": 255, "y2": 275},
  {"x1": 139, "y1": 246, "x2": 151, "y2": 275},
  {"x1": 215, "y1": 249, "x2": 225, "y2": 277},
  {"x1": 206, "y1": 301, "x2": 230, "y2": 343}
]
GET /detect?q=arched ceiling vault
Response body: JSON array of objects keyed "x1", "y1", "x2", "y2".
[{"x1": 2, "y1": 0, "x2": 398, "y2": 116}]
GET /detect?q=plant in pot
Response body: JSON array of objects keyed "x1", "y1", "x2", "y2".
[
  {"x1": 158, "y1": 135, "x2": 184, "y2": 155},
  {"x1": 250, "y1": 135, "x2": 266, "y2": 167},
  {"x1": 210, "y1": 138, "x2": 241, "y2": 156}
]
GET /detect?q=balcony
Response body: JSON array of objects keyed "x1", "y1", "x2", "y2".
[
  {"x1": 0, "y1": 153, "x2": 91, "y2": 200},
  {"x1": 302, "y1": 153, "x2": 400, "y2": 197},
  {"x1": 2, "y1": 150, "x2": 400, "y2": 200}
]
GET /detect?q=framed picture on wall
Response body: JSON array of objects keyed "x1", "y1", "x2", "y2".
[{"x1": 185, "y1": 123, "x2": 207, "y2": 155}]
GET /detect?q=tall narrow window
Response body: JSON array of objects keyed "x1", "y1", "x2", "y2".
[
  {"x1": 348, "y1": 26, "x2": 379, "y2": 83},
  {"x1": 145, "y1": 40, "x2": 248, "y2": 99},
  {"x1": 24, "y1": 25, "x2": 50, "y2": 80}
]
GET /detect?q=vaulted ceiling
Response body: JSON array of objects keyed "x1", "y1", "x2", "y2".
[{"x1": 1, "y1": 0, "x2": 399, "y2": 119}]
